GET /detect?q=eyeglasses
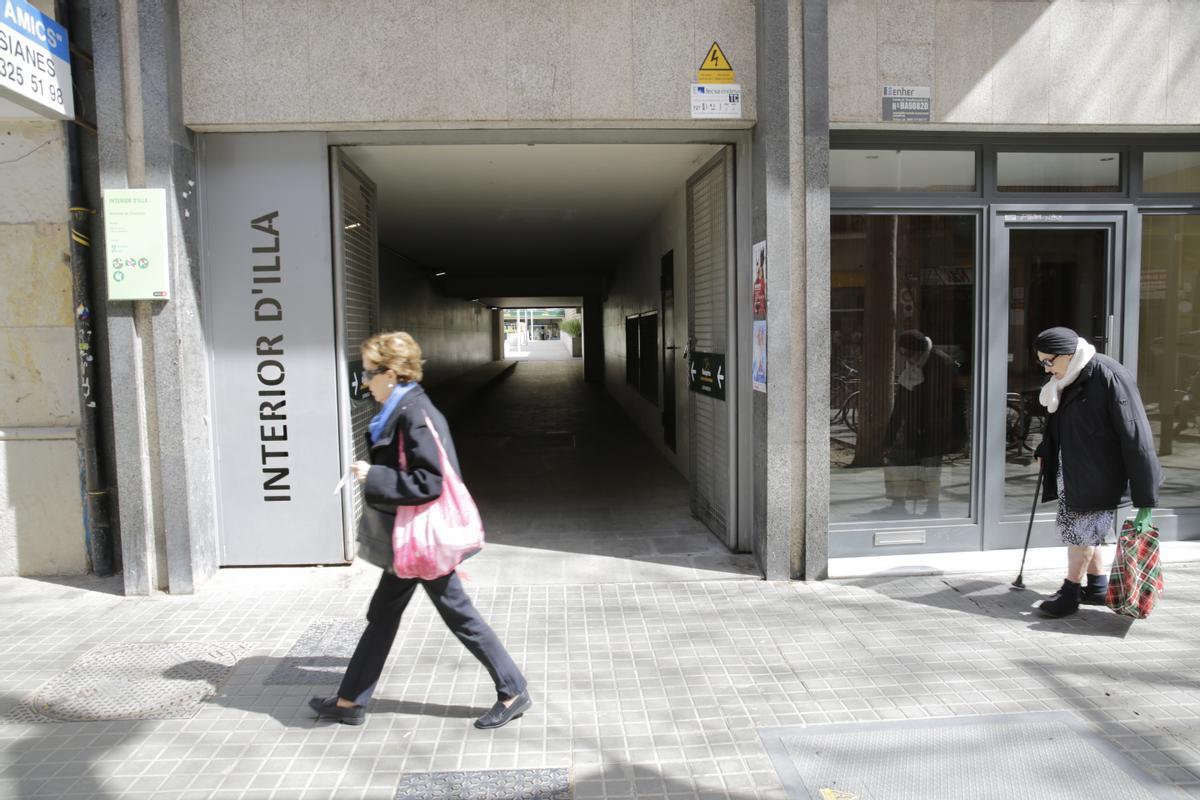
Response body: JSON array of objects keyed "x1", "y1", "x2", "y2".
[
  {"x1": 1038, "y1": 355, "x2": 1062, "y2": 368},
  {"x1": 361, "y1": 367, "x2": 386, "y2": 384}
]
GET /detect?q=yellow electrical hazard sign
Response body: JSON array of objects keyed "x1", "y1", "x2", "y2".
[
  {"x1": 696, "y1": 41, "x2": 735, "y2": 84},
  {"x1": 819, "y1": 789, "x2": 858, "y2": 800}
]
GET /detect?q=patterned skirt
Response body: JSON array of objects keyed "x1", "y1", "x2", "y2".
[{"x1": 1055, "y1": 451, "x2": 1115, "y2": 547}]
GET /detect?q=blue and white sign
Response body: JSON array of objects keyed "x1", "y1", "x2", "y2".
[
  {"x1": 690, "y1": 84, "x2": 741, "y2": 120},
  {"x1": 0, "y1": 0, "x2": 73, "y2": 120}
]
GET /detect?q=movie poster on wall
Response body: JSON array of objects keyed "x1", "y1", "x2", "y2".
[
  {"x1": 752, "y1": 240, "x2": 767, "y2": 318},
  {"x1": 752, "y1": 320, "x2": 767, "y2": 393}
]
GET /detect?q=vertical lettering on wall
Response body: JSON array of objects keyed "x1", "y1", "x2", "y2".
[{"x1": 251, "y1": 211, "x2": 290, "y2": 501}]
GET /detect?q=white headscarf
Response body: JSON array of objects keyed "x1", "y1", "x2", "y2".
[
  {"x1": 897, "y1": 337, "x2": 933, "y2": 390},
  {"x1": 1038, "y1": 337, "x2": 1096, "y2": 413}
]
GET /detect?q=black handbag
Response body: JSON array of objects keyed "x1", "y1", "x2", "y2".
[{"x1": 356, "y1": 503, "x2": 394, "y2": 569}]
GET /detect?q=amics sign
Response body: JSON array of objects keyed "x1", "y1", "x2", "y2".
[{"x1": 0, "y1": 0, "x2": 73, "y2": 120}]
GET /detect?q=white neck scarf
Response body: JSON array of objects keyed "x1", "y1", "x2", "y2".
[
  {"x1": 897, "y1": 337, "x2": 933, "y2": 390},
  {"x1": 1039, "y1": 338, "x2": 1096, "y2": 413}
]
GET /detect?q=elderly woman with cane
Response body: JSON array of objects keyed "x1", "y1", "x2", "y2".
[{"x1": 1032, "y1": 327, "x2": 1163, "y2": 618}]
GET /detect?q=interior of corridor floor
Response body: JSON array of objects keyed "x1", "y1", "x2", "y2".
[{"x1": 448, "y1": 356, "x2": 759, "y2": 585}]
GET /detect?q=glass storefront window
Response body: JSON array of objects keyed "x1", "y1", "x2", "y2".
[
  {"x1": 1138, "y1": 215, "x2": 1200, "y2": 510},
  {"x1": 830, "y1": 149, "x2": 976, "y2": 193},
  {"x1": 829, "y1": 214, "x2": 975, "y2": 524},
  {"x1": 1144, "y1": 152, "x2": 1200, "y2": 193},
  {"x1": 996, "y1": 152, "x2": 1121, "y2": 192}
]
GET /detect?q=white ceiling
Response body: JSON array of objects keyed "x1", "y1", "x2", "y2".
[{"x1": 342, "y1": 143, "x2": 723, "y2": 281}]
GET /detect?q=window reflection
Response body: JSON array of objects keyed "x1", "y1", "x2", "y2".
[
  {"x1": 997, "y1": 152, "x2": 1120, "y2": 192},
  {"x1": 1139, "y1": 215, "x2": 1200, "y2": 510},
  {"x1": 830, "y1": 149, "x2": 976, "y2": 193},
  {"x1": 830, "y1": 215, "x2": 975, "y2": 523},
  {"x1": 1144, "y1": 152, "x2": 1200, "y2": 193}
]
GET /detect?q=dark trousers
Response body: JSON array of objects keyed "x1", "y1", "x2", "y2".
[{"x1": 339, "y1": 570, "x2": 527, "y2": 706}]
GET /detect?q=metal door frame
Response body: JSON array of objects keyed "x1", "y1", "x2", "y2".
[
  {"x1": 827, "y1": 207, "x2": 987, "y2": 556},
  {"x1": 983, "y1": 205, "x2": 1135, "y2": 551}
]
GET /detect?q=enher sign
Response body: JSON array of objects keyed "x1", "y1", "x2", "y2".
[{"x1": 0, "y1": 0, "x2": 73, "y2": 120}]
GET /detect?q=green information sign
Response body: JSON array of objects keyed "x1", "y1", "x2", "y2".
[{"x1": 103, "y1": 188, "x2": 171, "y2": 301}]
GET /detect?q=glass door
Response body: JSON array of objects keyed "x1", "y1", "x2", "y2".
[{"x1": 984, "y1": 209, "x2": 1129, "y2": 549}]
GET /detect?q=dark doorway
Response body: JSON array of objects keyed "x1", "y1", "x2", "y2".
[{"x1": 662, "y1": 251, "x2": 677, "y2": 451}]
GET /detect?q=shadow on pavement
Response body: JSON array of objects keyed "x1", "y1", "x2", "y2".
[
  {"x1": 165, "y1": 658, "x2": 491, "y2": 728},
  {"x1": 848, "y1": 574, "x2": 1137, "y2": 637}
]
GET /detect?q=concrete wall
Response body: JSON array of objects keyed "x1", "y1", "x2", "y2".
[
  {"x1": 830, "y1": 0, "x2": 1200, "y2": 126},
  {"x1": 603, "y1": 187, "x2": 690, "y2": 476},
  {"x1": 378, "y1": 249, "x2": 495, "y2": 388},
  {"x1": 0, "y1": 120, "x2": 88, "y2": 576},
  {"x1": 177, "y1": 0, "x2": 756, "y2": 129}
]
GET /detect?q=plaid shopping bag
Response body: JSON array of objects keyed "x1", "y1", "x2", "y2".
[{"x1": 1105, "y1": 518, "x2": 1164, "y2": 619}]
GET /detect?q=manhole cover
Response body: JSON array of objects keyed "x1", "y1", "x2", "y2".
[
  {"x1": 760, "y1": 713, "x2": 1174, "y2": 799},
  {"x1": 5, "y1": 642, "x2": 241, "y2": 723},
  {"x1": 266, "y1": 618, "x2": 366, "y2": 685},
  {"x1": 395, "y1": 769, "x2": 570, "y2": 800}
]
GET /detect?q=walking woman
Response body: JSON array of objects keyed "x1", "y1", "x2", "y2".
[
  {"x1": 1032, "y1": 327, "x2": 1163, "y2": 618},
  {"x1": 309, "y1": 331, "x2": 531, "y2": 728}
]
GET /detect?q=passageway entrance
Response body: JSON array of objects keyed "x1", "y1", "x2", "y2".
[{"x1": 331, "y1": 141, "x2": 754, "y2": 579}]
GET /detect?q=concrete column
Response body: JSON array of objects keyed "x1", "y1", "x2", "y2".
[
  {"x1": 753, "y1": 0, "x2": 830, "y2": 580},
  {"x1": 90, "y1": 0, "x2": 217, "y2": 594}
]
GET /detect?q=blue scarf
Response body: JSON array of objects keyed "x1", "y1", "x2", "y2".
[{"x1": 368, "y1": 382, "x2": 417, "y2": 443}]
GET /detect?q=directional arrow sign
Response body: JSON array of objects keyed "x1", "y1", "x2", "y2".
[{"x1": 687, "y1": 351, "x2": 726, "y2": 401}]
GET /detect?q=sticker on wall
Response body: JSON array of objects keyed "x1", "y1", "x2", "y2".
[
  {"x1": 752, "y1": 240, "x2": 767, "y2": 318},
  {"x1": 691, "y1": 84, "x2": 741, "y2": 119},
  {"x1": 752, "y1": 321, "x2": 767, "y2": 394},
  {"x1": 882, "y1": 85, "x2": 930, "y2": 122},
  {"x1": 102, "y1": 188, "x2": 171, "y2": 301},
  {"x1": 696, "y1": 41, "x2": 735, "y2": 84}
]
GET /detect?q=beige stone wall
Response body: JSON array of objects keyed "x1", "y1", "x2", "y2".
[
  {"x1": 179, "y1": 0, "x2": 756, "y2": 129},
  {"x1": 831, "y1": 0, "x2": 1200, "y2": 126},
  {"x1": 0, "y1": 120, "x2": 87, "y2": 576}
]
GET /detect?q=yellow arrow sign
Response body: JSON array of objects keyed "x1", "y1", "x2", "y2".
[
  {"x1": 819, "y1": 789, "x2": 859, "y2": 800},
  {"x1": 697, "y1": 41, "x2": 735, "y2": 83}
]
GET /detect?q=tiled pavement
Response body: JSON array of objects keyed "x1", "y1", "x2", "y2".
[
  {"x1": 3, "y1": 562, "x2": 1200, "y2": 799},
  {"x1": 3, "y1": 361, "x2": 1200, "y2": 798}
]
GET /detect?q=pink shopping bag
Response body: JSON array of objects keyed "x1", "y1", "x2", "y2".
[{"x1": 392, "y1": 414, "x2": 484, "y2": 579}]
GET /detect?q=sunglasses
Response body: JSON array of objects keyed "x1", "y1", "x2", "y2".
[
  {"x1": 361, "y1": 367, "x2": 387, "y2": 383},
  {"x1": 1038, "y1": 354, "x2": 1063, "y2": 368}
]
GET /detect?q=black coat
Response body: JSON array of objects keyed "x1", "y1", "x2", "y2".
[
  {"x1": 357, "y1": 385, "x2": 461, "y2": 568},
  {"x1": 884, "y1": 349, "x2": 967, "y2": 460},
  {"x1": 1034, "y1": 353, "x2": 1162, "y2": 511}
]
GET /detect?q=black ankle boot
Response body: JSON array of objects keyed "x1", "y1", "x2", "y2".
[
  {"x1": 1039, "y1": 580, "x2": 1081, "y2": 618},
  {"x1": 1081, "y1": 574, "x2": 1108, "y2": 605}
]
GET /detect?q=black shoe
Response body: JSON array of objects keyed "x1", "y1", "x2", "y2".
[
  {"x1": 474, "y1": 690, "x2": 532, "y2": 729},
  {"x1": 1038, "y1": 580, "x2": 1081, "y2": 618},
  {"x1": 1081, "y1": 576, "x2": 1109, "y2": 605},
  {"x1": 308, "y1": 696, "x2": 365, "y2": 726}
]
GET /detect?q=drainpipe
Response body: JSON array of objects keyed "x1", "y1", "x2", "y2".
[{"x1": 59, "y1": 0, "x2": 116, "y2": 576}]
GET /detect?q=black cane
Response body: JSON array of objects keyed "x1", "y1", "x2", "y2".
[{"x1": 1010, "y1": 466, "x2": 1045, "y2": 590}]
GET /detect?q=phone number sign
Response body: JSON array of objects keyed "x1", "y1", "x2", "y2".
[{"x1": 0, "y1": 0, "x2": 73, "y2": 121}]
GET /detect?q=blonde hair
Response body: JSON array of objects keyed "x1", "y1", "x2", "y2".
[{"x1": 362, "y1": 331, "x2": 424, "y2": 383}]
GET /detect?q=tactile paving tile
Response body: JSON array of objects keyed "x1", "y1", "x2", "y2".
[
  {"x1": 265, "y1": 617, "x2": 367, "y2": 685},
  {"x1": 760, "y1": 713, "x2": 1174, "y2": 800},
  {"x1": 395, "y1": 769, "x2": 570, "y2": 800},
  {"x1": 3, "y1": 642, "x2": 242, "y2": 723}
]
